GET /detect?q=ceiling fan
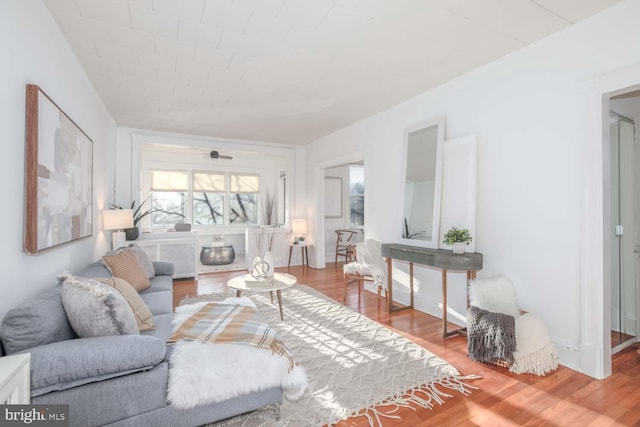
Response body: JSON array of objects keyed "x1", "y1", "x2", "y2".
[{"x1": 204, "y1": 150, "x2": 233, "y2": 160}]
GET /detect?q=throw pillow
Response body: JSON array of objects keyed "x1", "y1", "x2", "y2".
[
  {"x1": 469, "y1": 275, "x2": 521, "y2": 318},
  {"x1": 98, "y1": 277, "x2": 155, "y2": 332},
  {"x1": 103, "y1": 245, "x2": 155, "y2": 279},
  {"x1": 103, "y1": 251, "x2": 151, "y2": 292},
  {"x1": 124, "y1": 244, "x2": 155, "y2": 279},
  {"x1": 61, "y1": 275, "x2": 139, "y2": 338}
]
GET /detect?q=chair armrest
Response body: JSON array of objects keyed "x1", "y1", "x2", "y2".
[
  {"x1": 23, "y1": 335, "x2": 166, "y2": 396},
  {"x1": 153, "y1": 261, "x2": 174, "y2": 277}
]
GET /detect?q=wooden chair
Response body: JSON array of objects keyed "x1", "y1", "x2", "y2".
[
  {"x1": 335, "y1": 229, "x2": 357, "y2": 264},
  {"x1": 343, "y1": 240, "x2": 387, "y2": 304}
]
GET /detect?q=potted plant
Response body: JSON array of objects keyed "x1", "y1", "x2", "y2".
[
  {"x1": 442, "y1": 227, "x2": 472, "y2": 254},
  {"x1": 110, "y1": 195, "x2": 158, "y2": 241}
]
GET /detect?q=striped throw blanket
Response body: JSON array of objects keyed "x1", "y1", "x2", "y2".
[{"x1": 169, "y1": 302, "x2": 295, "y2": 371}]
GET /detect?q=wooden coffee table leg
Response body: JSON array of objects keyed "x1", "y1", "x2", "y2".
[
  {"x1": 276, "y1": 290, "x2": 284, "y2": 320},
  {"x1": 236, "y1": 290, "x2": 241, "y2": 297}
]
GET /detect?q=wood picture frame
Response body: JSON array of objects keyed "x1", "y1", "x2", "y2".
[
  {"x1": 324, "y1": 177, "x2": 343, "y2": 218},
  {"x1": 24, "y1": 84, "x2": 93, "y2": 254}
]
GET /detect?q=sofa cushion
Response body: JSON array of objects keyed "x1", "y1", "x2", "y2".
[
  {"x1": 103, "y1": 251, "x2": 151, "y2": 292},
  {"x1": 143, "y1": 313, "x2": 174, "y2": 344},
  {"x1": 25, "y1": 335, "x2": 166, "y2": 397},
  {"x1": 75, "y1": 261, "x2": 112, "y2": 280},
  {"x1": 1, "y1": 286, "x2": 77, "y2": 355},
  {"x1": 140, "y1": 275, "x2": 173, "y2": 295},
  {"x1": 99, "y1": 277, "x2": 155, "y2": 332},
  {"x1": 140, "y1": 291, "x2": 173, "y2": 316},
  {"x1": 152, "y1": 261, "x2": 175, "y2": 277},
  {"x1": 62, "y1": 276, "x2": 139, "y2": 338}
]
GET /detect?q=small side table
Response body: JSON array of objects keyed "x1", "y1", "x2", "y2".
[
  {"x1": 288, "y1": 242, "x2": 310, "y2": 268},
  {"x1": 227, "y1": 273, "x2": 297, "y2": 320},
  {"x1": 0, "y1": 353, "x2": 31, "y2": 404}
]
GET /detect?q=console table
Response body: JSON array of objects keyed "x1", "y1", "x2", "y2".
[{"x1": 381, "y1": 243, "x2": 483, "y2": 337}]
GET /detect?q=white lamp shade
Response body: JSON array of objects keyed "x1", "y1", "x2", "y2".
[
  {"x1": 292, "y1": 219, "x2": 307, "y2": 235},
  {"x1": 103, "y1": 209, "x2": 134, "y2": 231}
]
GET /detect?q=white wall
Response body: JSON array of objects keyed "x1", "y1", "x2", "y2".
[
  {"x1": 0, "y1": 1, "x2": 115, "y2": 319},
  {"x1": 305, "y1": 0, "x2": 640, "y2": 375}
]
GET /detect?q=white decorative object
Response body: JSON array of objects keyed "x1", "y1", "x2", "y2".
[
  {"x1": 0, "y1": 353, "x2": 31, "y2": 404},
  {"x1": 263, "y1": 251, "x2": 275, "y2": 279},
  {"x1": 250, "y1": 256, "x2": 272, "y2": 280},
  {"x1": 452, "y1": 242, "x2": 466, "y2": 254}
]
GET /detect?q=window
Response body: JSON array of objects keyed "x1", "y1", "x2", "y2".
[
  {"x1": 229, "y1": 174, "x2": 259, "y2": 224},
  {"x1": 192, "y1": 172, "x2": 225, "y2": 225},
  {"x1": 349, "y1": 165, "x2": 364, "y2": 227},
  {"x1": 150, "y1": 170, "x2": 187, "y2": 226},
  {"x1": 147, "y1": 169, "x2": 260, "y2": 227}
]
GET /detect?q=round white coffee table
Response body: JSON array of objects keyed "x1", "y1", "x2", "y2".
[{"x1": 227, "y1": 273, "x2": 297, "y2": 320}]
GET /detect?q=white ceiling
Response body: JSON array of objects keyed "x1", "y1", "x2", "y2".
[{"x1": 43, "y1": 0, "x2": 621, "y2": 145}]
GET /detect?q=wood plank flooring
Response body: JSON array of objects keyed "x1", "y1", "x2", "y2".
[{"x1": 174, "y1": 264, "x2": 640, "y2": 426}]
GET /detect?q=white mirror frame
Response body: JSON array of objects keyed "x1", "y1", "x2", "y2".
[
  {"x1": 400, "y1": 116, "x2": 445, "y2": 249},
  {"x1": 439, "y1": 134, "x2": 478, "y2": 252}
]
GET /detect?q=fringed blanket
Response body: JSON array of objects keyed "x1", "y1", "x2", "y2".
[
  {"x1": 168, "y1": 300, "x2": 294, "y2": 371},
  {"x1": 167, "y1": 297, "x2": 308, "y2": 409},
  {"x1": 467, "y1": 305, "x2": 516, "y2": 364}
]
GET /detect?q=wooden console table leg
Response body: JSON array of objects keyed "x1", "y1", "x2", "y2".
[
  {"x1": 442, "y1": 269, "x2": 448, "y2": 337},
  {"x1": 276, "y1": 290, "x2": 284, "y2": 320},
  {"x1": 386, "y1": 257, "x2": 393, "y2": 313},
  {"x1": 288, "y1": 247, "x2": 293, "y2": 268},
  {"x1": 409, "y1": 262, "x2": 414, "y2": 308}
]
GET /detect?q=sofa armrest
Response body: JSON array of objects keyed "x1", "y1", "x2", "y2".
[
  {"x1": 153, "y1": 261, "x2": 174, "y2": 277},
  {"x1": 23, "y1": 335, "x2": 166, "y2": 397}
]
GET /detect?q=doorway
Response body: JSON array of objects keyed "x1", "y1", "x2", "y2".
[
  {"x1": 609, "y1": 95, "x2": 639, "y2": 354},
  {"x1": 323, "y1": 162, "x2": 365, "y2": 265}
]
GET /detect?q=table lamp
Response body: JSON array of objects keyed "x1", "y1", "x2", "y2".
[
  {"x1": 103, "y1": 209, "x2": 134, "y2": 250},
  {"x1": 292, "y1": 219, "x2": 307, "y2": 244}
]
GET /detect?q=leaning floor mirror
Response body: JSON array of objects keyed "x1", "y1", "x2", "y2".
[{"x1": 401, "y1": 116, "x2": 445, "y2": 248}]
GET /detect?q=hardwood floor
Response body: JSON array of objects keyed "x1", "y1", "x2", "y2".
[{"x1": 174, "y1": 264, "x2": 640, "y2": 426}]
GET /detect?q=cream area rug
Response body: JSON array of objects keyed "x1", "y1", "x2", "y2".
[{"x1": 184, "y1": 285, "x2": 478, "y2": 427}]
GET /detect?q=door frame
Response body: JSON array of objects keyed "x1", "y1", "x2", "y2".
[
  {"x1": 311, "y1": 150, "x2": 369, "y2": 269},
  {"x1": 584, "y1": 63, "x2": 640, "y2": 379},
  {"x1": 609, "y1": 111, "x2": 638, "y2": 354}
]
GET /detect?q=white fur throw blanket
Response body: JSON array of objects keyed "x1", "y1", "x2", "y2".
[{"x1": 167, "y1": 297, "x2": 308, "y2": 409}]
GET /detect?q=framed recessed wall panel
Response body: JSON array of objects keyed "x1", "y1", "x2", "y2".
[{"x1": 324, "y1": 177, "x2": 343, "y2": 218}]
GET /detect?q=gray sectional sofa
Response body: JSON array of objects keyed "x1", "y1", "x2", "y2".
[{"x1": 0, "y1": 260, "x2": 281, "y2": 427}]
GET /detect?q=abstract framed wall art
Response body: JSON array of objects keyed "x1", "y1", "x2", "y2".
[{"x1": 24, "y1": 84, "x2": 93, "y2": 254}]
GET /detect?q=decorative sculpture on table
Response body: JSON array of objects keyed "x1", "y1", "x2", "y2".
[{"x1": 250, "y1": 228, "x2": 275, "y2": 281}]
